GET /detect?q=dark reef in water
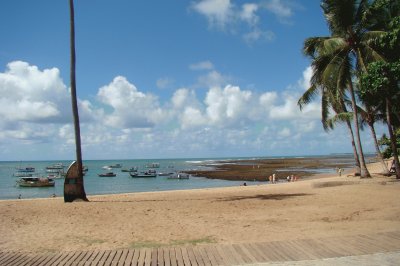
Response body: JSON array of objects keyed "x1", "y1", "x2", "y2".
[{"x1": 185, "y1": 157, "x2": 359, "y2": 182}]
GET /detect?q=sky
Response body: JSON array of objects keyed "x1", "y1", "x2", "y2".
[{"x1": 0, "y1": 0, "x2": 385, "y2": 161}]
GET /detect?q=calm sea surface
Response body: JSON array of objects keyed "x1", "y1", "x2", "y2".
[{"x1": 0, "y1": 155, "x2": 366, "y2": 200}]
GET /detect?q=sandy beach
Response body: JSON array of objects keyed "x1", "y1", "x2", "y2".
[{"x1": 0, "y1": 160, "x2": 399, "y2": 254}]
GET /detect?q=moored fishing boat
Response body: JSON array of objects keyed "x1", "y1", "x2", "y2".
[
  {"x1": 17, "y1": 177, "x2": 55, "y2": 187},
  {"x1": 167, "y1": 172, "x2": 190, "y2": 179},
  {"x1": 98, "y1": 172, "x2": 117, "y2": 177},
  {"x1": 130, "y1": 170, "x2": 157, "y2": 178}
]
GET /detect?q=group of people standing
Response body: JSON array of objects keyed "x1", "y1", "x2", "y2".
[{"x1": 268, "y1": 173, "x2": 299, "y2": 183}]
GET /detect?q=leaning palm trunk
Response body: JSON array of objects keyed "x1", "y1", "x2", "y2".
[
  {"x1": 367, "y1": 122, "x2": 390, "y2": 174},
  {"x1": 64, "y1": 0, "x2": 88, "y2": 202},
  {"x1": 386, "y1": 99, "x2": 400, "y2": 179},
  {"x1": 345, "y1": 119, "x2": 361, "y2": 175},
  {"x1": 348, "y1": 81, "x2": 371, "y2": 178}
]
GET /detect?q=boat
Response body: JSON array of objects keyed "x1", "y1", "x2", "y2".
[
  {"x1": 121, "y1": 167, "x2": 138, "y2": 172},
  {"x1": 167, "y1": 172, "x2": 190, "y2": 179},
  {"x1": 130, "y1": 171, "x2": 157, "y2": 178},
  {"x1": 145, "y1": 162, "x2": 160, "y2": 168},
  {"x1": 17, "y1": 177, "x2": 55, "y2": 187},
  {"x1": 13, "y1": 172, "x2": 35, "y2": 177},
  {"x1": 46, "y1": 163, "x2": 65, "y2": 170},
  {"x1": 98, "y1": 172, "x2": 116, "y2": 177},
  {"x1": 15, "y1": 166, "x2": 35, "y2": 173},
  {"x1": 110, "y1": 164, "x2": 122, "y2": 168},
  {"x1": 158, "y1": 172, "x2": 174, "y2": 176}
]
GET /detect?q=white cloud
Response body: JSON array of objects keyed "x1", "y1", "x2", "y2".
[
  {"x1": 156, "y1": 77, "x2": 174, "y2": 89},
  {"x1": 243, "y1": 28, "x2": 275, "y2": 44},
  {"x1": 97, "y1": 76, "x2": 165, "y2": 128},
  {"x1": 262, "y1": 0, "x2": 293, "y2": 19},
  {"x1": 299, "y1": 66, "x2": 312, "y2": 90},
  {"x1": 240, "y1": 3, "x2": 259, "y2": 26},
  {"x1": 192, "y1": 0, "x2": 234, "y2": 29},
  {"x1": 192, "y1": 0, "x2": 278, "y2": 44},
  {"x1": 189, "y1": 61, "x2": 215, "y2": 71},
  {"x1": 196, "y1": 70, "x2": 230, "y2": 89},
  {"x1": 0, "y1": 61, "x2": 71, "y2": 124}
]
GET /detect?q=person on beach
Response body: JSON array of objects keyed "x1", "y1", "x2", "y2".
[
  {"x1": 287, "y1": 176, "x2": 290, "y2": 182},
  {"x1": 272, "y1": 173, "x2": 276, "y2": 184},
  {"x1": 269, "y1": 175, "x2": 272, "y2": 183}
]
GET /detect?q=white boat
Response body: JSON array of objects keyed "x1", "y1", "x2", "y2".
[
  {"x1": 15, "y1": 166, "x2": 35, "y2": 173},
  {"x1": 167, "y1": 172, "x2": 190, "y2": 179},
  {"x1": 145, "y1": 162, "x2": 160, "y2": 168},
  {"x1": 17, "y1": 177, "x2": 55, "y2": 187}
]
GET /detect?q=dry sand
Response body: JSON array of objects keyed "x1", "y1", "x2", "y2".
[{"x1": 0, "y1": 160, "x2": 399, "y2": 254}]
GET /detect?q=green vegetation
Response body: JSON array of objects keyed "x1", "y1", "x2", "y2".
[
  {"x1": 299, "y1": 0, "x2": 400, "y2": 178},
  {"x1": 129, "y1": 237, "x2": 216, "y2": 249}
]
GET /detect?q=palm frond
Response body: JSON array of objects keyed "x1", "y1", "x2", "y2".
[{"x1": 297, "y1": 84, "x2": 320, "y2": 110}]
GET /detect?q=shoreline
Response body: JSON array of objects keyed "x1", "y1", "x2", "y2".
[{"x1": 0, "y1": 159, "x2": 399, "y2": 254}]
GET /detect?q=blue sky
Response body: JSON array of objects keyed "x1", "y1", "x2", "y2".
[{"x1": 0, "y1": 0, "x2": 383, "y2": 160}]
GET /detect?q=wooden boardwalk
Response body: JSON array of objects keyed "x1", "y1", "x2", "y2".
[{"x1": 1, "y1": 231, "x2": 400, "y2": 266}]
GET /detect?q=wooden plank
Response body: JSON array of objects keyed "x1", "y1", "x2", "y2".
[
  {"x1": 340, "y1": 236, "x2": 377, "y2": 254},
  {"x1": 163, "y1": 247, "x2": 171, "y2": 266},
  {"x1": 232, "y1": 244, "x2": 256, "y2": 264},
  {"x1": 0, "y1": 252, "x2": 18, "y2": 265},
  {"x1": 156, "y1": 248, "x2": 163, "y2": 266},
  {"x1": 144, "y1": 248, "x2": 152, "y2": 266},
  {"x1": 198, "y1": 246, "x2": 214, "y2": 266},
  {"x1": 225, "y1": 244, "x2": 245, "y2": 265},
  {"x1": 151, "y1": 248, "x2": 158, "y2": 266},
  {"x1": 174, "y1": 247, "x2": 185, "y2": 266},
  {"x1": 186, "y1": 246, "x2": 199, "y2": 266},
  {"x1": 207, "y1": 245, "x2": 224, "y2": 266},
  {"x1": 72, "y1": 250, "x2": 91, "y2": 265},
  {"x1": 104, "y1": 250, "x2": 118, "y2": 265},
  {"x1": 115, "y1": 249, "x2": 129, "y2": 266},
  {"x1": 248, "y1": 242, "x2": 273, "y2": 261},
  {"x1": 91, "y1": 250, "x2": 108, "y2": 266},
  {"x1": 132, "y1": 248, "x2": 142, "y2": 266},
  {"x1": 214, "y1": 245, "x2": 234, "y2": 265},
  {"x1": 80, "y1": 250, "x2": 100, "y2": 265},
  {"x1": 6, "y1": 253, "x2": 32, "y2": 266},
  {"x1": 111, "y1": 249, "x2": 124, "y2": 266},
  {"x1": 97, "y1": 250, "x2": 112, "y2": 266},
  {"x1": 179, "y1": 247, "x2": 191, "y2": 266},
  {"x1": 192, "y1": 246, "x2": 206, "y2": 266},
  {"x1": 9, "y1": 253, "x2": 35, "y2": 266},
  {"x1": 57, "y1": 251, "x2": 81, "y2": 266},
  {"x1": 121, "y1": 249, "x2": 134, "y2": 266},
  {"x1": 358, "y1": 234, "x2": 400, "y2": 252},
  {"x1": 137, "y1": 248, "x2": 146, "y2": 266},
  {"x1": 168, "y1": 247, "x2": 177, "y2": 266}
]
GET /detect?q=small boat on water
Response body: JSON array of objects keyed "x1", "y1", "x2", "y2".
[
  {"x1": 167, "y1": 172, "x2": 190, "y2": 179},
  {"x1": 98, "y1": 172, "x2": 117, "y2": 177},
  {"x1": 130, "y1": 170, "x2": 157, "y2": 178},
  {"x1": 145, "y1": 162, "x2": 160, "y2": 168},
  {"x1": 158, "y1": 172, "x2": 174, "y2": 176},
  {"x1": 15, "y1": 166, "x2": 35, "y2": 173},
  {"x1": 46, "y1": 163, "x2": 65, "y2": 170},
  {"x1": 121, "y1": 167, "x2": 138, "y2": 172},
  {"x1": 17, "y1": 177, "x2": 55, "y2": 187}
]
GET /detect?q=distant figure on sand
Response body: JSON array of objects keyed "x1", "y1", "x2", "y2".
[
  {"x1": 269, "y1": 175, "x2": 272, "y2": 183},
  {"x1": 272, "y1": 173, "x2": 276, "y2": 184}
]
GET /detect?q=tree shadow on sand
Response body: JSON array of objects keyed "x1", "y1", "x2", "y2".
[{"x1": 215, "y1": 193, "x2": 312, "y2": 202}]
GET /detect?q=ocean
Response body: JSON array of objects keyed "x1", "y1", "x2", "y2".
[{"x1": 0, "y1": 155, "x2": 365, "y2": 200}]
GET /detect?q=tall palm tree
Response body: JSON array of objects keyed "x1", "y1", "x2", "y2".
[
  {"x1": 64, "y1": 0, "x2": 88, "y2": 202},
  {"x1": 300, "y1": 0, "x2": 387, "y2": 178},
  {"x1": 298, "y1": 82, "x2": 361, "y2": 176}
]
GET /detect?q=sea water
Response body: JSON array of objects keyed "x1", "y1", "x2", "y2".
[
  {"x1": 0, "y1": 158, "x2": 261, "y2": 200},
  {"x1": 0, "y1": 155, "x2": 368, "y2": 200}
]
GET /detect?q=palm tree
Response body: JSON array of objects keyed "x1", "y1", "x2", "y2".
[
  {"x1": 298, "y1": 82, "x2": 361, "y2": 176},
  {"x1": 300, "y1": 0, "x2": 387, "y2": 178},
  {"x1": 64, "y1": 0, "x2": 88, "y2": 202}
]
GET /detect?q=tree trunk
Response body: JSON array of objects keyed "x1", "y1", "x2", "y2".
[
  {"x1": 64, "y1": 0, "x2": 88, "y2": 202},
  {"x1": 348, "y1": 81, "x2": 371, "y2": 178},
  {"x1": 386, "y1": 98, "x2": 400, "y2": 179},
  {"x1": 345, "y1": 119, "x2": 361, "y2": 175},
  {"x1": 368, "y1": 122, "x2": 390, "y2": 175}
]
